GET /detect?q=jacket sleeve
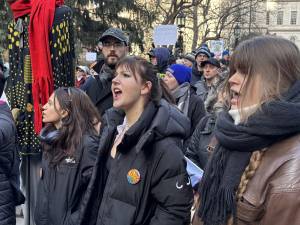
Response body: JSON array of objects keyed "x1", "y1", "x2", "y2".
[
  {"x1": 260, "y1": 191, "x2": 300, "y2": 225},
  {"x1": 149, "y1": 139, "x2": 194, "y2": 225},
  {"x1": 65, "y1": 135, "x2": 99, "y2": 225},
  {"x1": 190, "y1": 94, "x2": 206, "y2": 134},
  {"x1": 185, "y1": 116, "x2": 210, "y2": 169}
]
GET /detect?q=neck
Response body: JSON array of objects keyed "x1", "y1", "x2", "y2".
[
  {"x1": 206, "y1": 76, "x2": 217, "y2": 86},
  {"x1": 197, "y1": 64, "x2": 202, "y2": 72},
  {"x1": 125, "y1": 99, "x2": 147, "y2": 128}
]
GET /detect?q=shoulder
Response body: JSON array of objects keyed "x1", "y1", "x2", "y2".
[
  {"x1": 0, "y1": 112, "x2": 14, "y2": 137},
  {"x1": 190, "y1": 91, "x2": 204, "y2": 105},
  {"x1": 244, "y1": 134, "x2": 300, "y2": 205},
  {"x1": 81, "y1": 134, "x2": 99, "y2": 162},
  {"x1": 82, "y1": 134, "x2": 99, "y2": 149},
  {"x1": 154, "y1": 137, "x2": 185, "y2": 166}
]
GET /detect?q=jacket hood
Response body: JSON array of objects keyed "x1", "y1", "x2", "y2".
[
  {"x1": 153, "y1": 48, "x2": 170, "y2": 73},
  {"x1": 149, "y1": 99, "x2": 190, "y2": 140}
]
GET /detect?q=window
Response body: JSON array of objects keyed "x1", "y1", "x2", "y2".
[
  {"x1": 277, "y1": 11, "x2": 283, "y2": 25},
  {"x1": 266, "y1": 11, "x2": 270, "y2": 25},
  {"x1": 291, "y1": 11, "x2": 297, "y2": 25}
]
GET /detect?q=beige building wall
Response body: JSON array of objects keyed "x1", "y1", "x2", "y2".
[{"x1": 255, "y1": 0, "x2": 300, "y2": 48}]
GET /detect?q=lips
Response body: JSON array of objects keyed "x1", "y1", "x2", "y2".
[
  {"x1": 42, "y1": 112, "x2": 46, "y2": 119},
  {"x1": 230, "y1": 89, "x2": 240, "y2": 106},
  {"x1": 112, "y1": 87, "x2": 122, "y2": 100}
]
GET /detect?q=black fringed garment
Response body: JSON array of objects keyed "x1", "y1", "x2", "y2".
[{"x1": 6, "y1": 5, "x2": 75, "y2": 154}]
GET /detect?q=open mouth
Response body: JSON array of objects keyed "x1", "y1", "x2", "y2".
[
  {"x1": 112, "y1": 87, "x2": 122, "y2": 100},
  {"x1": 230, "y1": 89, "x2": 240, "y2": 106}
]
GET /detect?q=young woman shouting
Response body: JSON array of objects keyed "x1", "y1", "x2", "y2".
[{"x1": 81, "y1": 56, "x2": 193, "y2": 225}]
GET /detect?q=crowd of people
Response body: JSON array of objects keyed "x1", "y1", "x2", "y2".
[{"x1": 1, "y1": 2, "x2": 300, "y2": 225}]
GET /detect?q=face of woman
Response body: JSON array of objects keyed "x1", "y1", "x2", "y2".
[
  {"x1": 228, "y1": 69, "x2": 261, "y2": 110},
  {"x1": 163, "y1": 71, "x2": 179, "y2": 91},
  {"x1": 42, "y1": 93, "x2": 65, "y2": 128},
  {"x1": 111, "y1": 65, "x2": 150, "y2": 111}
]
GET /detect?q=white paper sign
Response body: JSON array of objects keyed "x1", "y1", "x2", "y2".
[
  {"x1": 153, "y1": 25, "x2": 178, "y2": 46},
  {"x1": 85, "y1": 52, "x2": 97, "y2": 62},
  {"x1": 210, "y1": 40, "x2": 224, "y2": 59}
]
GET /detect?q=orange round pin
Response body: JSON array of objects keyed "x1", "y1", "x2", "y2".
[{"x1": 127, "y1": 169, "x2": 141, "y2": 185}]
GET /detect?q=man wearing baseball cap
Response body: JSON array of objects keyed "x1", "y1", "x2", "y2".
[
  {"x1": 82, "y1": 27, "x2": 129, "y2": 115},
  {"x1": 194, "y1": 58, "x2": 224, "y2": 113}
]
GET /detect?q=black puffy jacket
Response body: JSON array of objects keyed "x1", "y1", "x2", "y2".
[
  {"x1": 185, "y1": 115, "x2": 216, "y2": 170},
  {"x1": 0, "y1": 102, "x2": 24, "y2": 225},
  {"x1": 80, "y1": 100, "x2": 193, "y2": 225},
  {"x1": 34, "y1": 134, "x2": 99, "y2": 225},
  {"x1": 81, "y1": 64, "x2": 114, "y2": 116}
]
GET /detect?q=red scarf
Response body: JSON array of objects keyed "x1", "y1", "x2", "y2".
[{"x1": 9, "y1": 0, "x2": 64, "y2": 134}]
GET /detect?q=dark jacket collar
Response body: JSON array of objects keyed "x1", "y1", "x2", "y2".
[{"x1": 104, "y1": 100, "x2": 190, "y2": 154}]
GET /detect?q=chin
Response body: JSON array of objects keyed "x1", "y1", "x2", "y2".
[{"x1": 113, "y1": 102, "x2": 123, "y2": 109}]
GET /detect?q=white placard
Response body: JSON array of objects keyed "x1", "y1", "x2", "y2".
[
  {"x1": 85, "y1": 52, "x2": 97, "y2": 62},
  {"x1": 210, "y1": 40, "x2": 224, "y2": 59},
  {"x1": 153, "y1": 25, "x2": 178, "y2": 46}
]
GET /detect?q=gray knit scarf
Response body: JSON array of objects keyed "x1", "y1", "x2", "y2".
[{"x1": 172, "y1": 82, "x2": 190, "y2": 117}]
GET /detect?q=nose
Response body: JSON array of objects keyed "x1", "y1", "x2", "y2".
[
  {"x1": 228, "y1": 72, "x2": 239, "y2": 86},
  {"x1": 42, "y1": 103, "x2": 47, "y2": 111},
  {"x1": 112, "y1": 74, "x2": 120, "y2": 84}
]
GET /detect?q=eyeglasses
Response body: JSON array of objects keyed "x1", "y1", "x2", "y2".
[{"x1": 102, "y1": 41, "x2": 125, "y2": 48}]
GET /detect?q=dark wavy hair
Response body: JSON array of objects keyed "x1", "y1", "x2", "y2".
[
  {"x1": 42, "y1": 87, "x2": 100, "y2": 166},
  {"x1": 115, "y1": 56, "x2": 175, "y2": 105}
]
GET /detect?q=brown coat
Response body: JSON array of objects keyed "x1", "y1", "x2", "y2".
[{"x1": 193, "y1": 134, "x2": 300, "y2": 225}]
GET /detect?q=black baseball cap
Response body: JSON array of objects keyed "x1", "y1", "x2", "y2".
[
  {"x1": 99, "y1": 28, "x2": 129, "y2": 46},
  {"x1": 201, "y1": 58, "x2": 221, "y2": 68}
]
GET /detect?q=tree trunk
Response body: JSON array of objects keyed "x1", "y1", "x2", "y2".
[{"x1": 191, "y1": 5, "x2": 199, "y2": 51}]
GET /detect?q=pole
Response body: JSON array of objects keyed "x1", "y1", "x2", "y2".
[
  {"x1": 249, "y1": 0, "x2": 252, "y2": 34},
  {"x1": 27, "y1": 155, "x2": 31, "y2": 225}
]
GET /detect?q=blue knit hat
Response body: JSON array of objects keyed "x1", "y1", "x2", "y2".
[
  {"x1": 167, "y1": 64, "x2": 192, "y2": 85},
  {"x1": 222, "y1": 49, "x2": 230, "y2": 57}
]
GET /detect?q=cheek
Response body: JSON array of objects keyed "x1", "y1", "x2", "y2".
[
  {"x1": 102, "y1": 49, "x2": 110, "y2": 57},
  {"x1": 117, "y1": 49, "x2": 126, "y2": 57},
  {"x1": 43, "y1": 108, "x2": 61, "y2": 122}
]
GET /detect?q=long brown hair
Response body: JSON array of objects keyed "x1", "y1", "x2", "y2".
[
  {"x1": 42, "y1": 87, "x2": 100, "y2": 166},
  {"x1": 115, "y1": 56, "x2": 174, "y2": 105},
  {"x1": 226, "y1": 36, "x2": 300, "y2": 120},
  {"x1": 226, "y1": 36, "x2": 300, "y2": 225}
]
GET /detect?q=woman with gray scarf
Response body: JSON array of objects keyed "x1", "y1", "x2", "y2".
[{"x1": 163, "y1": 64, "x2": 206, "y2": 143}]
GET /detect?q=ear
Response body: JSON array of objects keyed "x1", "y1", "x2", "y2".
[
  {"x1": 60, "y1": 109, "x2": 69, "y2": 119},
  {"x1": 141, "y1": 81, "x2": 152, "y2": 96}
]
